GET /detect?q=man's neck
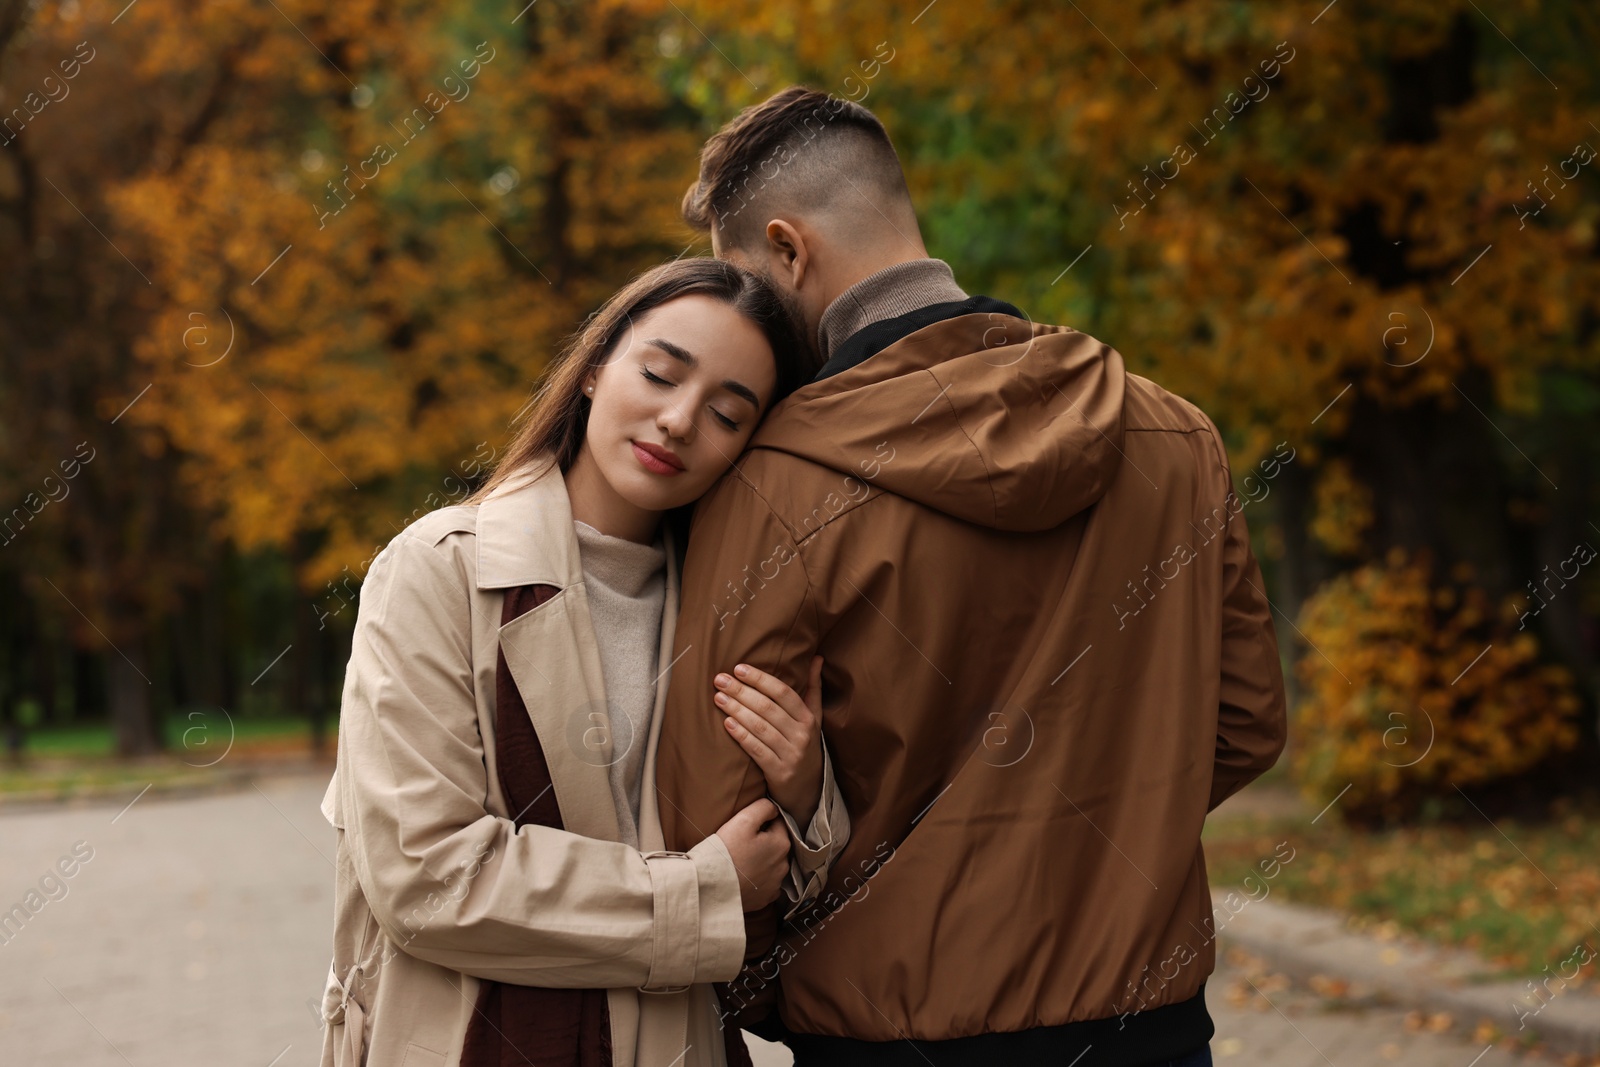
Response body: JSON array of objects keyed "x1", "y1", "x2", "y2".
[{"x1": 816, "y1": 259, "x2": 969, "y2": 361}]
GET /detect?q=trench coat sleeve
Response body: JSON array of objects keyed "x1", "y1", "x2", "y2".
[
  {"x1": 1206, "y1": 439, "x2": 1289, "y2": 811},
  {"x1": 338, "y1": 530, "x2": 745, "y2": 989}
]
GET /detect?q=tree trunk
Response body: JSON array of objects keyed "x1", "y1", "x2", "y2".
[
  {"x1": 71, "y1": 644, "x2": 99, "y2": 726},
  {"x1": 296, "y1": 592, "x2": 329, "y2": 756},
  {"x1": 1, "y1": 568, "x2": 19, "y2": 759},
  {"x1": 1264, "y1": 458, "x2": 1331, "y2": 710},
  {"x1": 2, "y1": 595, "x2": 19, "y2": 761},
  {"x1": 219, "y1": 543, "x2": 240, "y2": 713},
  {"x1": 109, "y1": 637, "x2": 160, "y2": 756},
  {"x1": 1535, "y1": 461, "x2": 1600, "y2": 741},
  {"x1": 38, "y1": 632, "x2": 59, "y2": 726}
]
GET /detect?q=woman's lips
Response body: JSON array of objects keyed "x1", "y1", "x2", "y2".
[{"x1": 632, "y1": 440, "x2": 684, "y2": 476}]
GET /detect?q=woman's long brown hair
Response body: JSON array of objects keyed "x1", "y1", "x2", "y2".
[{"x1": 466, "y1": 257, "x2": 812, "y2": 515}]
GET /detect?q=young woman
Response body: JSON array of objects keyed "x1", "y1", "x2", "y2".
[{"x1": 317, "y1": 259, "x2": 849, "y2": 1067}]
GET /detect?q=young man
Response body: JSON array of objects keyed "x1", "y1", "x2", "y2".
[{"x1": 656, "y1": 86, "x2": 1287, "y2": 1067}]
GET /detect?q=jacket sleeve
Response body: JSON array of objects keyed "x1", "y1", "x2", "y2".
[
  {"x1": 654, "y1": 475, "x2": 850, "y2": 1017},
  {"x1": 334, "y1": 528, "x2": 745, "y2": 989},
  {"x1": 655, "y1": 476, "x2": 848, "y2": 855},
  {"x1": 1207, "y1": 444, "x2": 1290, "y2": 810}
]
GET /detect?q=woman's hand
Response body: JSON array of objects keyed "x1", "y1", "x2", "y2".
[
  {"x1": 714, "y1": 798, "x2": 791, "y2": 910},
  {"x1": 714, "y1": 656, "x2": 825, "y2": 826}
]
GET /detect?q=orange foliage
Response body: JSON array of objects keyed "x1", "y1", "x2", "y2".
[
  {"x1": 55, "y1": 0, "x2": 707, "y2": 587},
  {"x1": 1293, "y1": 550, "x2": 1581, "y2": 819}
]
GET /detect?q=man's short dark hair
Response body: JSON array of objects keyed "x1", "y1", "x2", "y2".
[{"x1": 682, "y1": 86, "x2": 913, "y2": 250}]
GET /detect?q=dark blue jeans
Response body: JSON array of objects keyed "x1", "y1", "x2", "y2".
[{"x1": 1146, "y1": 1047, "x2": 1212, "y2": 1067}]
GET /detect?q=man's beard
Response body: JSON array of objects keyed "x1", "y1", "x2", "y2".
[{"x1": 764, "y1": 270, "x2": 824, "y2": 377}]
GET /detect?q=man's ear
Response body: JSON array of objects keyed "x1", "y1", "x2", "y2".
[{"x1": 765, "y1": 219, "x2": 809, "y2": 290}]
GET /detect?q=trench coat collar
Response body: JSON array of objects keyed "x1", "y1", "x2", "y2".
[
  {"x1": 476, "y1": 456, "x2": 680, "y2": 590},
  {"x1": 476, "y1": 458, "x2": 584, "y2": 590}
]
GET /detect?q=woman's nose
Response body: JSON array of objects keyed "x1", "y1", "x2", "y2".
[{"x1": 658, "y1": 399, "x2": 694, "y2": 442}]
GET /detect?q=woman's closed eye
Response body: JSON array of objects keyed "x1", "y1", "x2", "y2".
[{"x1": 641, "y1": 365, "x2": 742, "y2": 430}]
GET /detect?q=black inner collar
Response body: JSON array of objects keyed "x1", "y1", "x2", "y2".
[{"x1": 812, "y1": 295, "x2": 1027, "y2": 382}]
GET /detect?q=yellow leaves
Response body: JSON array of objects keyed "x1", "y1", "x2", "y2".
[
  {"x1": 1080, "y1": 97, "x2": 1115, "y2": 125},
  {"x1": 1293, "y1": 551, "x2": 1582, "y2": 819},
  {"x1": 1309, "y1": 460, "x2": 1374, "y2": 557},
  {"x1": 54, "y1": 0, "x2": 708, "y2": 585},
  {"x1": 1485, "y1": 866, "x2": 1533, "y2": 911},
  {"x1": 1209, "y1": 794, "x2": 1600, "y2": 977},
  {"x1": 1538, "y1": 293, "x2": 1569, "y2": 333}
]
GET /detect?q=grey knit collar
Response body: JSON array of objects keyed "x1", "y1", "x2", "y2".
[
  {"x1": 573, "y1": 520, "x2": 665, "y2": 599},
  {"x1": 816, "y1": 258, "x2": 968, "y2": 361}
]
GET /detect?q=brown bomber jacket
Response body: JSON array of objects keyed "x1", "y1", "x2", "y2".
[{"x1": 656, "y1": 294, "x2": 1288, "y2": 1067}]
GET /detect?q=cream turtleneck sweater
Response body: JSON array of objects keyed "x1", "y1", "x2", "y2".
[{"x1": 573, "y1": 519, "x2": 667, "y2": 850}]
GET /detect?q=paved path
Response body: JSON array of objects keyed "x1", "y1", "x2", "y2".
[
  {"x1": 0, "y1": 772, "x2": 338, "y2": 1065},
  {"x1": 1201, "y1": 966, "x2": 1527, "y2": 1067},
  {"x1": 0, "y1": 774, "x2": 1541, "y2": 1066}
]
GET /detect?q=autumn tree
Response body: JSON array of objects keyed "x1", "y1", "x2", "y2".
[
  {"x1": 0, "y1": 0, "x2": 213, "y2": 754},
  {"x1": 6, "y1": 0, "x2": 1596, "y2": 766},
  {"x1": 672, "y1": 0, "x2": 1600, "y2": 748},
  {"x1": 1, "y1": 0, "x2": 711, "y2": 750}
]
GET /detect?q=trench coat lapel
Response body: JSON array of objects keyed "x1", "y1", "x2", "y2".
[
  {"x1": 632, "y1": 524, "x2": 696, "y2": 1067},
  {"x1": 477, "y1": 459, "x2": 698, "y2": 1067},
  {"x1": 476, "y1": 460, "x2": 622, "y2": 844}
]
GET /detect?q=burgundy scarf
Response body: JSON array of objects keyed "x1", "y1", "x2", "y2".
[{"x1": 459, "y1": 583, "x2": 753, "y2": 1067}]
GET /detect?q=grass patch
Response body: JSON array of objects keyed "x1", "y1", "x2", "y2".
[
  {"x1": 1204, "y1": 795, "x2": 1600, "y2": 978},
  {"x1": 0, "y1": 760, "x2": 224, "y2": 797},
  {"x1": 0, "y1": 714, "x2": 335, "y2": 797},
  {"x1": 17, "y1": 714, "x2": 327, "y2": 759}
]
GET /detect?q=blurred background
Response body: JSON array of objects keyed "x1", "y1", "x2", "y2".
[{"x1": 1, "y1": 1, "x2": 1597, "y2": 1064}]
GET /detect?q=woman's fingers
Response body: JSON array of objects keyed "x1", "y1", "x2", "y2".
[
  {"x1": 718, "y1": 689, "x2": 791, "y2": 755},
  {"x1": 713, "y1": 661, "x2": 825, "y2": 817},
  {"x1": 714, "y1": 663, "x2": 813, "y2": 745},
  {"x1": 715, "y1": 799, "x2": 788, "y2": 909},
  {"x1": 731, "y1": 796, "x2": 779, "y2": 828},
  {"x1": 722, "y1": 708, "x2": 781, "y2": 773}
]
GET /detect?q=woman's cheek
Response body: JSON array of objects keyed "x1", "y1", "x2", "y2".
[
  {"x1": 691, "y1": 437, "x2": 739, "y2": 494},
  {"x1": 689, "y1": 448, "x2": 726, "y2": 494}
]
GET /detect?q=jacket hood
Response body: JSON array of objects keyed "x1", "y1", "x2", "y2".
[{"x1": 749, "y1": 311, "x2": 1128, "y2": 533}]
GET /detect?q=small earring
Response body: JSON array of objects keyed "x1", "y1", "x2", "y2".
[{"x1": 584, "y1": 385, "x2": 593, "y2": 395}]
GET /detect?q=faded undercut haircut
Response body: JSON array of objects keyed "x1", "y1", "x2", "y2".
[{"x1": 681, "y1": 86, "x2": 916, "y2": 252}]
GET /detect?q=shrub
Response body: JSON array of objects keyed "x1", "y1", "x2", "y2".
[
  {"x1": 1308, "y1": 459, "x2": 1374, "y2": 558},
  {"x1": 1293, "y1": 549, "x2": 1582, "y2": 820}
]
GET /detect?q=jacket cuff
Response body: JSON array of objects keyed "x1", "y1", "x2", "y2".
[
  {"x1": 639, "y1": 835, "x2": 746, "y2": 989},
  {"x1": 778, "y1": 743, "x2": 849, "y2": 917}
]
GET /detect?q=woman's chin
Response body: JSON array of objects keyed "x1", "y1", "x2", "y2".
[{"x1": 609, "y1": 466, "x2": 693, "y2": 515}]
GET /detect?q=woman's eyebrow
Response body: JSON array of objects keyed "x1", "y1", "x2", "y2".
[
  {"x1": 647, "y1": 337, "x2": 697, "y2": 367},
  {"x1": 721, "y1": 379, "x2": 759, "y2": 407},
  {"x1": 646, "y1": 337, "x2": 759, "y2": 408}
]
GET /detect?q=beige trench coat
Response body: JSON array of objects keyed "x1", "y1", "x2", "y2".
[{"x1": 316, "y1": 459, "x2": 844, "y2": 1067}]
